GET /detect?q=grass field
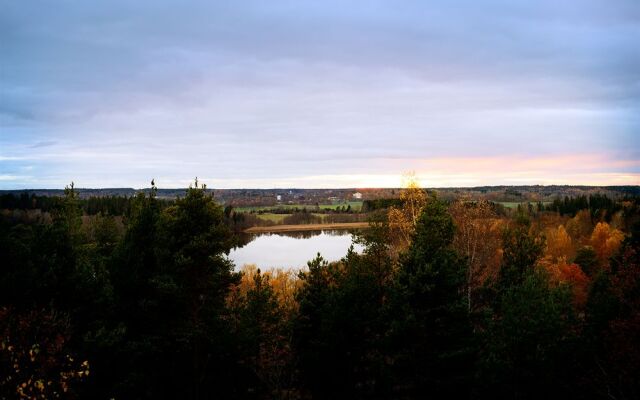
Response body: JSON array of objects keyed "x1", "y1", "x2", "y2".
[
  {"x1": 254, "y1": 213, "x2": 290, "y2": 223},
  {"x1": 496, "y1": 201, "x2": 553, "y2": 209},
  {"x1": 235, "y1": 201, "x2": 363, "y2": 213},
  {"x1": 254, "y1": 213, "x2": 335, "y2": 223}
]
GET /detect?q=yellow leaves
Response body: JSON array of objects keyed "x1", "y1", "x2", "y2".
[
  {"x1": 2, "y1": 338, "x2": 89, "y2": 398},
  {"x1": 590, "y1": 222, "x2": 625, "y2": 266},
  {"x1": 229, "y1": 265, "x2": 301, "y2": 315},
  {"x1": 565, "y1": 210, "x2": 593, "y2": 243},
  {"x1": 388, "y1": 172, "x2": 428, "y2": 252},
  {"x1": 545, "y1": 225, "x2": 574, "y2": 262},
  {"x1": 387, "y1": 207, "x2": 413, "y2": 250},
  {"x1": 399, "y1": 172, "x2": 427, "y2": 227}
]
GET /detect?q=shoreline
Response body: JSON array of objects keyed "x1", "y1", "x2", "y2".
[{"x1": 243, "y1": 222, "x2": 370, "y2": 233}]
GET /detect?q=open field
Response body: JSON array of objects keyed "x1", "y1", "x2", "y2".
[
  {"x1": 244, "y1": 222, "x2": 369, "y2": 233},
  {"x1": 235, "y1": 201, "x2": 363, "y2": 213},
  {"x1": 496, "y1": 201, "x2": 553, "y2": 209},
  {"x1": 254, "y1": 213, "x2": 338, "y2": 223},
  {"x1": 254, "y1": 213, "x2": 290, "y2": 223}
]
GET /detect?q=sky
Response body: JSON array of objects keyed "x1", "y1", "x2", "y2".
[{"x1": 1, "y1": 0, "x2": 639, "y2": 189}]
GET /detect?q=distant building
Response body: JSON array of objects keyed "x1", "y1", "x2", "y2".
[
  {"x1": 352, "y1": 192, "x2": 362, "y2": 199},
  {"x1": 276, "y1": 195, "x2": 282, "y2": 201}
]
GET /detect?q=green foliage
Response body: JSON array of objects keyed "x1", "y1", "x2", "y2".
[
  {"x1": 498, "y1": 223, "x2": 545, "y2": 289},
  {"x1": 112, "y1": 183, "x2": 239, "y2": 399},
  {"x1": 155, "y1": 186, "x2": 236, "y2": 322},
  {"x1": 479, "y1": 270, "x2": 578, "y2": 398},
  {"x1": 294, "y1": 226, "x2": 397, "y2": 398},
  {"x1": 583, "y1": 232, "x2": 640, "y2": 398},
  {"x1": 546, "y1": 193, "x2": 621, "y2": 219},
  {"x1": 386, "y1": 195, "x2": 473, "y2": 397},
  {"x1": 574, "y1": 245, "x2": 598, "y2": 276},
  {"x1": 230, "y1": 270, "x2": 294, "y2": 397},
  {"x1": 235, "y1": 201, "x2": 363, "y2": 213},
  {"x1": 361, "y1": 198, "x2": 403, "y2": 212}
]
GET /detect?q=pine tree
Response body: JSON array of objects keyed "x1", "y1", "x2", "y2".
[{"x1": 387, "y1": 195, "x2": 474, "y2": 397}]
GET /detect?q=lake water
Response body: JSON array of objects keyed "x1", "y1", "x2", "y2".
[{"x1": 229, "y1": 229, "x2": 364, "y2": 270}]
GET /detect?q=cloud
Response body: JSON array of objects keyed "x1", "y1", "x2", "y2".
[
  {"x1": 0, "y1": 0, "x2": 638, "y2": 188},
  {"x1": 0, "y1": 174, "x2": 30, "y2": 181},
  {"x1": 30, "y1": 141, "x2": 58, "y2": 148}
]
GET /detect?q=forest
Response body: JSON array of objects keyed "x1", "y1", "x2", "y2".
[{"x1": 1, "y1": 180, "x2": 639, "y2": 399}]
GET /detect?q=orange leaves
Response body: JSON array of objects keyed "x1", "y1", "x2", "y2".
[
  {"x1": 557, "y1": 261, "x2": 589, "y2": 308},
  {"x1": 230, "y1": 265, "x2": 301, "y2": 314},
  {"x1": 565, "y1": 210, "x2": 593, "y2": 243},
  {"x1": 590, "y1": 222, "x2": 625, "y2": 266},
  {"x1": 540, "y1": 224, "x2": 590, "y2": 308},
  {"x1": 541, "y1": 258, "x2": 589, "y2": 308},
  {"x1": 545, "y1": 225, "x2": 574, "y2": 262}
]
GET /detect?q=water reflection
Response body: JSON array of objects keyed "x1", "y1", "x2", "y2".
[
  {"x1": 230, "y1": 229, "x2": 363, "y2": 270},
  {"x1": 235, "y1": 229, "x2": 354, "y2": 247}
]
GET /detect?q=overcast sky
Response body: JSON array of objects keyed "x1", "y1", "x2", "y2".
[{"x1": 1, "y1": 0, "x2": 639, "y2": 189}]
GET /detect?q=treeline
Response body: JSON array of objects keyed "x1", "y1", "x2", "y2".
[
  {"x1": 0, "y1": 192, "x2": 173, "y2": 216},
  {"x1": 223, "y1": 206, "x2": 367, "y2": 231},
  {"x1": 544, "y1": 193, "x2": 622, "y2": 218},
  {"x1": 363, "y1": 194, "x2": 626, "y2": 219},
  {"x1": 1, "y1": 183, "x2": 639, "y2": 399},
  {"x1": 361, "y1": 198, "x2": 403, "y2": 212}
]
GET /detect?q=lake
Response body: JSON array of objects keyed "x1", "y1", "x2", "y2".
[{"x1": 229, "y1": 229, "x2": 364, "y2": 270}]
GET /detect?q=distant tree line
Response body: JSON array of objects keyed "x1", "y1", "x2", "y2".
[
  {"x1": 361, "y1": 198, "x2": 403, "y2": 212},
  {"x1": 0, "y1": 192, "x2": 173, "y2": 216},
  {"x1": 544, "y1": 193, "x2": 622, "y2": 218}
]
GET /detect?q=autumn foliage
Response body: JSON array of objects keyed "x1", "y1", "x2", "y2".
[
  {"x1": 387, "y1": 173, "x2": 427, "y2": 252},
  {"x1": 590, "y1": 222, "x2": 624, "y2": 266},
  {"x1": 0, "y1": 307, "x2": 89, "y2": 399},
  {"x1": 1, "y1": 180, "x2": 639, "y2": 399}
]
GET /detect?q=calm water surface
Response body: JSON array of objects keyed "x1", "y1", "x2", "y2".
[{"x1": 229, "y1": 230, "x2": 364, "y2": 270}]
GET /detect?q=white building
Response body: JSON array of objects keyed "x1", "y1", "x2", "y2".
[{"x1": 352, "y1": 192, "x2": 362, "y2": 199}]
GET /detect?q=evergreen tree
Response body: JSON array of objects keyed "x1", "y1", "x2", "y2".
[
  {"x1": 497, "y1": 219, "x2": 545, "y2": 290},
  {"x1": 479, "y1": 270, "x2": 578, "y2": 399},
  {"x1": 480, "y1": 217, "x2": 578, "y2": 399},
  {"x1": 230, "y1": 269, "x2": 294, "y2": 398},
  {"x1": 153, "y1": 183, "x2": 238, "y2": 399},
  {"x1": 387, "y1": 195, "x2": 474, "y2": 397}
]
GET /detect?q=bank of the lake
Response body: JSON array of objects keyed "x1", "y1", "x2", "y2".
[{"x1": 244, "y1": 222, "x2": 369, "y2": 233}]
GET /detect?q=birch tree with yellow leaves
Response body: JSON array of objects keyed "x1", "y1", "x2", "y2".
[{"x1": 388, "y1": 172, "x2": 427, "y2": 252}]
